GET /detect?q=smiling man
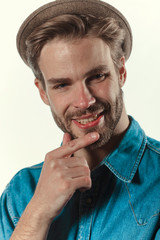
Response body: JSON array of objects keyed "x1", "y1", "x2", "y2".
[{"x1": 1, "y1": 0, "x2": 160, "y2": 239}]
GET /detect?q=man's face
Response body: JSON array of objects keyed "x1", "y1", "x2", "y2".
[{"x1": 37, "y1": 37, "x2": 126, "y2": 149}]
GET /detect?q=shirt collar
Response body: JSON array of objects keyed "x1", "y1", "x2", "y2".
[{"x1": 102, "y1": 116, "x2": 147, "y2": 183}]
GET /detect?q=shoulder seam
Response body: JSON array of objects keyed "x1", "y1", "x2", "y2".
[
  {"x1": 146, "y1": 142, "x2": 160, "y2": 154},
  {"x1": 14, "y1": 163, "x2": 43, "y2": 175}
]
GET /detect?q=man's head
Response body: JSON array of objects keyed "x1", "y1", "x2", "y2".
[{"x1": 16, "y1": 0, "x2": 132, "y2": 149}]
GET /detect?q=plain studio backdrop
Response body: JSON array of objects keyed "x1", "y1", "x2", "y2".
[{"x1": 0, "y1": 0, "x2": 160, "y2": 195}]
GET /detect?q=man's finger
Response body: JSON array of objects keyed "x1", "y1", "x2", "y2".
[
  {"x1": 55, "y1": 132, "x2": 99, "y2": 158},
  {"x1": 62, "y1": 132, "x2": 72, "y2": 158},
  {"x1": 62, "y1": 132, "x2": 72, "y2": 146}
]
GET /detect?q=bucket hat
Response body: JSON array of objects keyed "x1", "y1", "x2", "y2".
[{"x1": 17, "y1": 0, "x2": 132, "y2": 66}]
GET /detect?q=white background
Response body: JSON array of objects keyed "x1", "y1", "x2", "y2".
[{"x1": 0, "y1": 0, "x2": 160, "y2": 195}]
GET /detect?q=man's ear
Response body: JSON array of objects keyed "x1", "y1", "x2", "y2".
[
  {"x1": 119, "y1": 56, "x2": 127, "y2": 88},
  {"x1": 34, "y1": 78, "x2": 49, "y2": 105}
]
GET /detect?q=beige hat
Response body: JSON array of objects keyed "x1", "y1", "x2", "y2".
[{"x1": 17, "y1": 0, "x2": 132, "y2": 66}]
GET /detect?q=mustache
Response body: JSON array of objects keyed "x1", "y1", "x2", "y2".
[{"x1": 65, "y1": 99, "x2": 111, "y2": 120}]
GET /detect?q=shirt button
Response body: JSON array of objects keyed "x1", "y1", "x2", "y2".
[{"x1": 86, "y1": 197, "x2": 92, "y2": 204}]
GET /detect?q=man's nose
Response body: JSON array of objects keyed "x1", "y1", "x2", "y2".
[{"x1": 73, "y1": 83, "x2": 96, "y2": 109}]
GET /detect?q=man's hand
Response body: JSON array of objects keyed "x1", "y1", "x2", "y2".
[
  {"x1": 10, "y1": 132, "x2": 99, "y2": 240},
  {"x1": 32, "y1": 131, "x2": 99, "y2": 222}
]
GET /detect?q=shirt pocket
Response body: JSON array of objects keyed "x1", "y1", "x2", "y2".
[{"x1": 125, "y1": 182, "x2": 160, "y2": 226}]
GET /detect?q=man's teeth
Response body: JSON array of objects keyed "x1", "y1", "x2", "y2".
[{"x1": 76, "y1": 115, "x2": 98, "y2": 124}]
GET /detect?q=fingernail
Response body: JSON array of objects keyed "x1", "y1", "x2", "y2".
[{"x1": 90, "y1": 132, "x2": 99, "y2": 139}]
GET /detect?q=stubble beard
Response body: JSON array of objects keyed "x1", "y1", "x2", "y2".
[{"x1": 51, "y1": 89, "x2": 124, "y2": 150}]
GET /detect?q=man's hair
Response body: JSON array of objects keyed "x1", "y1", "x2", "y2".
[{"x1": 26, "y1": 14, "x2": 125, "y2": 89}]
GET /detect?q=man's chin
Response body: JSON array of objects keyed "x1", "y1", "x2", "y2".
[
  {"x1": 85, "y1": 132, "x2": 111, "y2": 150},
  {"x1": 68, "y1": 126, "x2": 100, "y2": 140}
]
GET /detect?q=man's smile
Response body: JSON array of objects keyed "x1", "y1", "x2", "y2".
[{"x1": 72, "y1": 112, "x2": 104, "y2": 129}]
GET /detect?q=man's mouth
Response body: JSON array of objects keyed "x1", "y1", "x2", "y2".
[
  {"x1": 72, "y1": 112, "x2": 104, "y2": 129},
  {"x1": 76, "y1": 114, "x2": 99, "y2": 124}
]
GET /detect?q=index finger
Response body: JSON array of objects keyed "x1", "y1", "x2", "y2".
[{"x1": 55, "y1": 132, "x2": 99, "y2": 158}]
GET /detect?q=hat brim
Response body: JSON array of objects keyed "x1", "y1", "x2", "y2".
[{"x1": 17, "y1": 0, "x2": 132, "y2": 66}]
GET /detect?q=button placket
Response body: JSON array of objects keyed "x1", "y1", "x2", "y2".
[{"x1": 77, "y1": 176, "x2": 100, "y2": 240}]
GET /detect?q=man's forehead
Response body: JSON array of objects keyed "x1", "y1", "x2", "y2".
[
  {"x1": 40, "y1": 36, "x2": 110, "y2": 55},
  {"x1": 39, "y1": 37, "x2": 111, "y2": 62},
  {"x1": 39, "y1": 38, "x2": 113, "y2": 82}
]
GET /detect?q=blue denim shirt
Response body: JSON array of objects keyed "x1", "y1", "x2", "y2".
[{"x1": 0, "y1": 117, "x2": 160, "y2": 240}]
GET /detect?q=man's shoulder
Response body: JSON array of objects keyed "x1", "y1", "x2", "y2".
[
  {"x1": 3, "y1": 162, "x2": 43, "y2": 203},
  {"x1": 139, "y1": 135, "x2": 160, "y2": 180},
  {"x1": 15, "y1": 161, "x2": 43, "y2": 175},
  {"x1": 8, "y1": 162, "x2": 43, "y2": 191},
  {"x1": 0, "y1": 162, "x2": 44, "y2": 226},
  {"x1": 146, "y1": 136, "x2": 160, "y2": 155}
]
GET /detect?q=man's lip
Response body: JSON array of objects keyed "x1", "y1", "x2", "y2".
[
  {"x1": 72, "y1": 114, "x2": 104, "y2": 129},
  {"x1": 72, "y1": 111, "x2": 103, "y2": 120}
]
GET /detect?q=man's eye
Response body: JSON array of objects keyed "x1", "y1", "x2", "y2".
[
  {"x1": 88, "y1": 73, "x2": 109, "y2": 83},
  {"x1": 53, "y1": 83, "x2": 68, "y2": 89},
  {"x1": 95, "y1": 74, "x2": 106, "y2": 80}
]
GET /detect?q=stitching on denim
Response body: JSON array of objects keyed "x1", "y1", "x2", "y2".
[
  {"x1": 106, "y1": 134, "x2": 147, "y2": 183},
  {"x1": 6, "y1": 185, "x2": 13, "y2": 223},
  {"x1": 128, "y1": 200, "x2": 147, "y2": 226},
  {"x1": 125, "y1": 183, "x2": 147, "y2": 226},
  {"x1": 4, "y1": 164, "x2": 42, "y2": 229},
  {"x1": 12, "y1": 217, "x2": 19, "y2": 225},
  {"x1": 105, "y1": 133, "x2": 147, "y2": 183},
  {"x1": 30, "y1": 166, "x2": 42, "y2": 169},
  {"x1": 125, "y1": 182, "x2": 131, "y2": 198},
  {"x1": 125, "y1": 183, "x2": 160, "y2": 226},
  {"x1": 104, "y1": 162, "x2": 130, "y2": 182},
  {"x1": 129, "y1": 200, "x2": 160, "y2": 226},
  {"x1": 129, "y1": 133, "x2": 147, "y2": 180},
  {"x1": 146, "y1": 142, "x2": 160, "y2": 155},
  {"x1": 12, "y1": 216, "x2": 19, "y2": 220},
  {"x1": 6, "y1": 180, "x2": 24, "y2": 227},
  {"x1": 6, "y1": 184, "x2": 19, "y2": 227},
  {"x1": 9, "y1": 164, "x2": 43, "y2": 182}
]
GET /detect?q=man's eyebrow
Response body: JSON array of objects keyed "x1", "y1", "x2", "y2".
[
  {"x1": 84, "y1": 65, "x2": 109, "y2": 78},
  {"x1": 47, "y1": 78, "x2": 70, "y2": 85}
]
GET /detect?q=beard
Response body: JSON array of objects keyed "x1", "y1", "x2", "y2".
[{"x1": 51, "y1": 88, "x2": 124, "y2": 150}]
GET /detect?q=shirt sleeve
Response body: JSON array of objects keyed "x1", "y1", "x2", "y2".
[
  {"x1": 0, "y1": 187, "x2": 16, "y2": 240},
  {"x1": 0, "y1": 165, "x2": 42, "y2": 240}
]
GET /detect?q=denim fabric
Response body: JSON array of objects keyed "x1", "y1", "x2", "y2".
[{"x1": 0, "y1": 117, "x2": 160, "y2": 239}]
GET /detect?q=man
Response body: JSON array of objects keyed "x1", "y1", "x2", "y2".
[{"x1": 0, "y1": 0, "x2": 160, "y2": 239}]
